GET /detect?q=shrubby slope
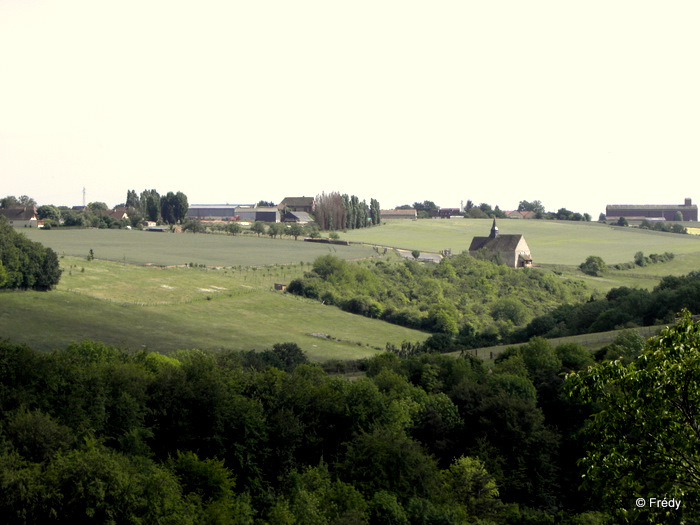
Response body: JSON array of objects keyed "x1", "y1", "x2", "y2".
[{"x1": 288, "y1": 253, "x2": 590, "y2": 341}]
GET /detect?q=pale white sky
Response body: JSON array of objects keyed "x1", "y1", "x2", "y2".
[{"x1": 1, "y1": 1, "x2": 698, "y2": 217}]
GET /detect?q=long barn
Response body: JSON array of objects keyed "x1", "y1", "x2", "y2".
[{"x1": 606, "y1": 198, "x2": 697, "y2": 221}]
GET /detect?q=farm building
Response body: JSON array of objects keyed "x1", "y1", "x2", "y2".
[
  {"x1": 469, "y1": 219, "x2": 533, "y2": 268},
  {"x1": 278, "y1": 197, "x2": 315, "y2": 213},
  {"x1": 186, "y1": 204, "x2": 280, "y2": 222},
  {"x1": 235, "y1": 206, "x2": 280, "y2": 223},
  {"x1": 431, "y1": 208, "x2": 462, "y2": 219},
  {"x1": 187, "y1": 204, "x2": 243, "y2": 220},
  {"x1": 0, "y1": 206, "x2": 39, "y2": 228},
  {"x1": 380, "y1": 209, "x2": 417, "y2": 220},
  {"x1": 606, "y1": 198, "x2": 698, "y2": 221},
  {"x1": 282, "y1": 211, "x2": 314, "y2": 224},
  {"x1": 505, "y1": 210, "x2": 536, "y2": 219}
]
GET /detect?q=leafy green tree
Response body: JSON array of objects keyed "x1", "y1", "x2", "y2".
[
  {"x1": 0, "y1": 195, "x2": 20, "y2": 208},
  {"x1": 226, "y1": 222, "x2": 242, "y2": 235},
  {"x1": 369, "y1": 198, "x2": 381, "y2": 225},
  {"x1": 250, "y1": 221, "x2": 266, "y2": 236},
  {"x1": 442, "y1": 456, "x2": 501, "y2": 520},
  {"x1": 518, "y1": 200, "x2": 545, "y2": 215},
  {"x1": 18, "y1": 195, "x2": 36, "y2": 207},
  {"x1": 173, "y1": 191, "x2": 189, "y2": 223},
  {"x1": 288, "y1": 222, "x2": 303, "y2": 240},
  {"x1": 36, "y1": 205, "x2": 60, "y2": 222},
  {"x1": 0, "y1": 218, "x2": 62, "y2": 290},
  {"x1": 579, "y1": 255, "x2": 607, "y2": 276},
  {"x1": 161, "y1": 191, "x2": 177, "y2": 224},
  {"x1": 598, "y1": 213, "x2": 606, "y2": 222},
  {"x1": 182, "y1": 219, "x2": 206, "y2": 233},
  {"x1": 126, "y1": 189, "x2": 140, "y2": 209},
  {"x1": 267, "y1": 222, "x2": 285, "y2": 238},
  {"x1": 616, "y1": 216, "x2": 629, "y2": 227},
  {"x1": 566, "y1": 311, "x2": 700, "y2": 521},
  {"x1": 304, "y1": 222, "x2": 320, "y2": 238}
]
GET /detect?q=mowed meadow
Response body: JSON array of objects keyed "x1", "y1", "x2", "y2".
[
  {"x1": 5, "y1": 220, "x2": 700, "y2": 359},
  {"x1": 3, "y1": 229, "x2": 428, "y2": 359}
]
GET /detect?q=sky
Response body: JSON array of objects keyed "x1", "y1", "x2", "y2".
[{"x1": 1, "y1": 1, "x2": 698, "y2": 217}]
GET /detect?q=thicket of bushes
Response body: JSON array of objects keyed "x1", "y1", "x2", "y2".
[
  {"x1": 288, "y1": 254, "x2": 590, "y2": 343},
  {"x1": 517, "y1": 271, "x2": 700, "y2": 340}
]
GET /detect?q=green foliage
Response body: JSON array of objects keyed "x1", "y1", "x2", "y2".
[
  {"x1": 182, "y1": 219, "x2": 206, "y2": 233},
  {"x1": 522, "y1": 271, "x2": 700, "y2": 340},
  {"x1": 0, "y1": 217, "x2": 62, "y2": 290},
  {"x1": 565, "y1": 311, "x2": 700, "y2": 522},
  {"x1": 289, "y1": 253, "x2": 590, "y2": 341},
  {"x1": 579, "y1": 255, "x2": 607, "y2": 276},
  {"x1": 250, "y1": 221, "x2": 266, "y2": 236}
]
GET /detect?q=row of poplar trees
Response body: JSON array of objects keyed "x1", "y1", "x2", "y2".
[
  {"x1": 125, "y1": 189, "x2": 189, "y2": 225},
  {"x1": 314, "y1": 192, "x2": 380, "y2": 231}
]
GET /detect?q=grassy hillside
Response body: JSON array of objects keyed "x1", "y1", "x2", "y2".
[
  {"x1": 20, "y1": 228, "x2": 379, "y2": 267},
  {"x1": 339, "y1": 219, "x2": 700, "y2": 265},
  {"x1": 1, "y1": 255, "x2": 428, "y2": 360},
  {"x1": 339, "y1": 219, "x2": 700, "y2": 291}
]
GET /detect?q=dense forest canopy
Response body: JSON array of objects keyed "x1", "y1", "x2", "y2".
[
  {"x1": 2, "y1": 315, "x2": 697, "y2": 523},
  {"x1": 0, "y1": 217, "x2": 61, "y2": 290}
]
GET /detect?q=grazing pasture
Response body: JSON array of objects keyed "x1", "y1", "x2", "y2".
[
  {"x1": 20, "y1": 228, "x2": 379, "y2": 267},
  {"x1": 339, "y1": 219, "x2": 700, "y2": 266},
  {"x1": 1, "y1": 255, "x2": 428, "y2": 359}
]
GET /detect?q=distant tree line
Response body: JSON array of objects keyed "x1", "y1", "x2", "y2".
[
  {"x1": 0, "y1": 195, "x2": 36, "y2": 209},
  {"x1": 313, "y1": 192, "x2": 380, "y2": 231},
  {"x1": 126, "y1": 189, "x2": 189, "y2": 225},
  {"x1": 395, "y1": 198, "x2": 592, "y2": 221},
  {"x1": 0, "y1": 217, "x2": 61, "y2": 290}
]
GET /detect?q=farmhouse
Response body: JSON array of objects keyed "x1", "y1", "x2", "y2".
[
  {"x1": 0, "y1": 206, "x2": 39, "y2": 228},
  {"x1": 278, "y1": 197, "x2": 315, "y2": 213},
  {"x1": 606, "y1": 198, "x2": 698, "y2": 222},
  {"x1": 505, "y1": 210, "x2": 536, "y2": 219},
  {"x1": 469, "y1": 219, "x2": 533, "y2": 268},
  {"x1": 380, "y1": 209, "x2": 417, "y2": 220}
]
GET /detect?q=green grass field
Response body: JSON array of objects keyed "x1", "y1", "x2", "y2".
[
  {"x1": 340, "y1": 219, "x2": 700, "y2": 265},
  {"x1": 340, "y1": 219, "x2": 700, "y2": 291},
  {"x1": 1, "y1": 255, "x2": 428, "y2": 360},
  {"x1": 20, "y1": 228, "x2": 379, "y2": 267}
]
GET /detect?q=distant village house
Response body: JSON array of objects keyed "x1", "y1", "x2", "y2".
[
  {"x1": 380, "y1": 209, "x2": 418, "y2": 220},
  {"x1": 278, "y1": 197, "x2": 315, "y2": 214},
  {"x1": 468, "y1": 219, "x2": 533, "y2": 268},
  {"x1": 0, "y1": 206, "x2": 39, "y2": 228}
]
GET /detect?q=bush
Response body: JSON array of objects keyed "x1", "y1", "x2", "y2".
[{"x1": 579, "y1": 256, "x2": 607, "y2": 276}]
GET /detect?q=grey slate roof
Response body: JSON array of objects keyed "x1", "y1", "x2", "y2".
[
  {"x1": 0, "y1": 207, "x2": 37, "y2": 221},
  {"x1": 468, "y1": 234, "x2": 525, "y2": 252}
]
